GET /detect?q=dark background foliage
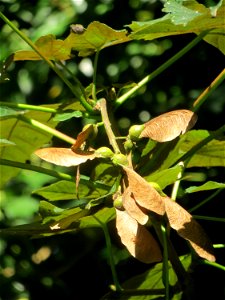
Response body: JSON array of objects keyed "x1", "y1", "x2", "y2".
[{"x1": 0, "y1": 0, "x2": 224, "y2": 299}]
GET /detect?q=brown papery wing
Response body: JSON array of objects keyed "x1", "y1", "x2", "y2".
[
  {"x1": 140, "y1": 110, "x2": 197, "y2": 142},
  {"x1": 164, "y1": 197, "x2": 215, "y2": 262},
  {"x1": 35, "y1": 147, "x2": 96, "y2": 167},
  {"x1": 116, "y1": 209, "x2": 162, "y2": 263},
  {"x1": 123, "y1": 166, "x2": 165, "y2": 216}
]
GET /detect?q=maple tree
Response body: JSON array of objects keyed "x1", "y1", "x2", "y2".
[{"x1": 0, "y1": 1, "x2": 225, "y2": 299}]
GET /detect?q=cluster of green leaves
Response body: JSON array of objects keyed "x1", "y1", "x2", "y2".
[{"x1": 0, "y1": 1, "x2": 225, "y2": 299}]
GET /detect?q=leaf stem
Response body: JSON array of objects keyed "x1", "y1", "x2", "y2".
[
  {"x1": 56, "y1": 61, "x2": 87, "y2": 101},
  {"x1": 193, "y1": 215, "x2": 225, "y2": 222},
  {"x1": 97, "y1": 98, "x2": 120, "y2": 153},
  {"x1": 17, "y1": 115, "x2": 76, "y2": 144},
  {"x1": 161, "y1": 223, "x2": 169, "y2": 300},
  {"x1": 115, "y1": 31, "x2": 209, "y2": 108},
  {"x1": 193, "y1": 68, "x2": 225, "y2": 112},
  {"x1": 200, "y1": 260, "x2": 225, "y2": 271},
  {"x1": 0, "y1": 158, "x2": 74, "y2": 181},
  {"x1": 171, "y1": 161, "x2": 184, "y2": 200},
  {"x1": 93, "y1": 216, "x2": 121, "y2": 292},
  {"x1": 189, "y1": 189, "x2": 222, "y2": 213},
  {"x1": 0, "y1": 102, "x2": 57, "y2": 113},
  {"x1": 92, "y1": 50, "x2": 100, "y2": 102},
  {"x1": 0, "y1": 12, "x2": 94, "y2": 113}
]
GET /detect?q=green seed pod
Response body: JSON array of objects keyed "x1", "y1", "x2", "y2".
[
  {"x1": 113, "y1": 195, "x2": 123, "y2": 209},
  {"x1": 96, "y1": 147, "x2": 114, "y2": 158},
  {"x1": 112, "y1": 153, "x2": 129, "y2": 166},
  {"x1": 128, "y1": 124, "x2": 144, "y2": 141},
  {"x1": 124, "y1": 138, "x2": 133, "y2": 152}
]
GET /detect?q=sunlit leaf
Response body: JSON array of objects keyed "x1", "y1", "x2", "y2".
[
  {"x1": 0, "y1": 106, "x2": 24, "y2": 118},
  {"x1": 140, "y1": 110, "x2": 197, "y2": 142},
  {"x1": 129, "y1": 1, "x2": 225, "y2": 55},
  {"x1": 0, "y1": 106, "x2": 58, "y2": 188},
  {"x1": 144, "y1": 165, "x2": 183, "y2": 190},
  {"x1": 53, "y1": 111, "x2": 83, "y2": 121},
  {"x1": 35, "y1": 147, "x2": 96, "y2": 167},
  {"x1": 116, "y1": 208, "x2": 162, "y2": 264},
  {"x1": 162, "y1": 0, "x2": 202, "y2": 26},
  {"x1": 123, "y1": 166, "x2": 165, "y2": 216},
  {"x1": 0, "y1": 139, "x2": 16, "y2": 147},
  {"x1": 64, "y1": 21, "x2": 130, "y2": 57},
  {"x1": 185, "y1": 181, "x2": 225, "y2": 193},
  {"x1": 14, "y1": 34, "x2": 71, "y2": 61},
  {"x1": 164, "y1": 197, "x2": 216, "y2": 262},
  {"x1": 122, "y1": 187, "x2": 149, "y2": 225},
  {"x1": 158, "y1": 130, "x2": 225, "y2": 170}
]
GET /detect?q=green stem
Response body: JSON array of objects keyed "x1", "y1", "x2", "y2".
[
  {"x1": 171, "y1": 161, "x2": 184, "y2": 201},
  {"x1": 213, "y1": 244, "x2": 225, "y2": 249},
  {"x1": 17, "y1": 115, "x2": 76, "y2": 144},
  {"x1": 57, "y1": 61, "x2": 87, "y2": 101},
  {"x1": 97, "y1": 98, "x2": 120, "y2": 153},
  {"x1": 193, "y1": 68, "x2": 225, "y2": 112},
  {"x1": 0, "y1": 158, "x2": 74, "y2": 181},
  {"x1": 0, "y1": 12, "x2": 94, "y2": 113},
  {"x1": 193, "y1": 215, "x2": 225, "y2": 222},
  {"x1": 0, "y1": 102, "x2": 58, "y2": 113},
  {"x1": 93, "y1": 216, "x2": 121, "y2": 292},
  {"x1": 189, "y1": 189, "x2": 222, "y2": 213},
  {"x1": 200, "y1": 260, "x2": 225, "y2": 271},
  {"x1": 161, "y1": 223, "x2": 169, "y2": 300},
  {"x1": 115, "y1": 31, "x2": 209, "y2": 109},
  {"x1": 92, "y1": 50, "x2": 100, "y2": 102}
]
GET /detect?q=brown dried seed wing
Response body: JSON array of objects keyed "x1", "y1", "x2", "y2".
[
  {"x1": 116, "y1": 209, "x2": 162, "y2": 263},
  {"x1": 35, "y1": 148, "x2": 96, "y2": 167},
  {"x1": 71, "y1": 124, "x2": 94, "y2": 151},
  {"x1": 123, "y1": 166, "x2": 165, "y2": 216},
  {"x1": 140, "y1": 110, "x2": 197, "y2": 142},
  {"x1": 164, "y1": 197, "x2": 215, "y2": 262},
  {"x1": 122, "y1": 187, "x2": 149, "y2": 225}
]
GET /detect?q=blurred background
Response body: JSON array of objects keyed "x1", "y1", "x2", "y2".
[{"x1": 0, "y1": 0, "x2": 225, "y2": 299}]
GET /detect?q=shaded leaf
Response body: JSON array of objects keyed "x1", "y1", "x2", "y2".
[
  {"x1": 121, "y1": 255, "x2": 191, "y2": 300},
  {"x1": 123, "y1": 166, "x2": 165, "y2": 216},
  {"x1": 14, "y1": 34, "x2": 71, "y2": 61},
  {"x1": 41, "y1": 206, "x2": 88, "y2": 230},
  {"x1": 35, "y1": 147, "x2": 96, "y2": 167},
  {"x1": 185, "y1": 181, "x2": 225, "y2": 193},
  {"x1": 91, "y1": 162, "x2": 121, "y2": 186},
  {"x1": 33, "y1": 179, "x2": 110, "y2": 201},
  {"x1": 140, "y1": 110, "x2": 197, "y2": 142},
  {"x1": 116, "y1": 209, "x2": 162, "y2": 264},
  {"x1": 122, "y1": 187, "x2": 149, "y2": 225},
  {"x1": 80, "y1": 207, "x2": 115, "y2": 228},
  {"x1": 64, "y1": 21, "x2": 130, "y2": 57},
  {"x1": 164, "y1": 197, "x2": 215, "y2": 262}
]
